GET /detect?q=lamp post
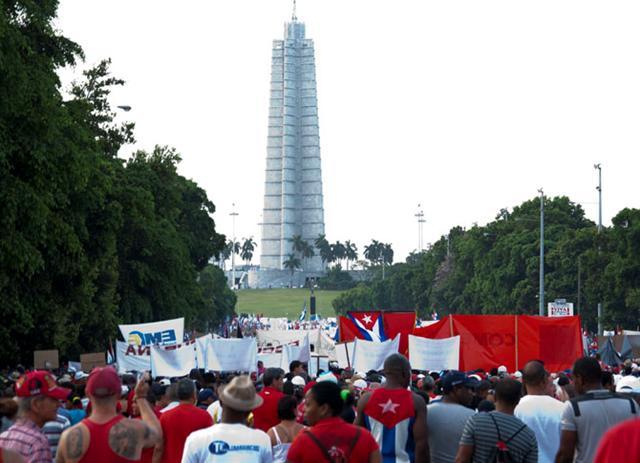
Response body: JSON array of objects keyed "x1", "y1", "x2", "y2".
[
  {"x1": 594, "y1": 164, "x2": 602, "y2": 233},
  {"x1": 538, "y1": 188, "x2": 545, "y2": 316},
  {"x1": 230, "y1": 203, "x2": 238, "y2": 290},
  {"x1": 415, "y1": 205, "x2": 425, "y2": 252}
]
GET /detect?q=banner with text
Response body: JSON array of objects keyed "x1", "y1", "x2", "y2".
[
  {"x1": 116, "y1": 340, "x2": 151, "y2": 373},
  {"x1": 352, "y1": 334, "x2": 400, "y2": 372},
  {"x1": 408, "y1": 335, "x2": 460, "y2": 371},
  {"x1": 119, "y1": 318, "x2": 184, "y2": 346},
  {"x1": 150, "y1": 341, "x2": 196, "y2": 378},
  {"x1": 206, "y1": 337, "x2": 257, "y2": 372}
]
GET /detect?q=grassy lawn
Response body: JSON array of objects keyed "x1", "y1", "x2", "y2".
[{"x1": 235, "y1": 288, "x2": 345, "y2": 319}]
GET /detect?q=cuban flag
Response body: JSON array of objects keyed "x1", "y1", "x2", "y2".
[
  {"x1": 363, "y1": 388, "x2": 416, "y2": 463},
  {"x1": 340, "y1": 311, "x2": 387, "y2": 343},
  {"x1": 298, "y1": 302, "x2": 307, "y2": 321},
  {"x1": 431, "y1": 311, "x2": 439, "y2": 321}
]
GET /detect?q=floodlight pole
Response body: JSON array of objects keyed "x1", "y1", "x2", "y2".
[
  {"x1": 594, "y1": 164, "x2": 602, "y2": 233},
  {"x1": 230, "y1": 204, "x2": 239, "y2": 290},
  {"x1": 538, "y1": 188, "x2": 545, "y2": 316}
]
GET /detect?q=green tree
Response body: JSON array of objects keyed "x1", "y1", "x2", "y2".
[
  {"x1": 241, "y1": 237, "x2": 256, "y2": 266},
  {"x1": 282, "y1": 254, "x2": 301, "y2": 287},
  {"x1": 315, "y1": 233, "x2": 333, "y2": 265},
  {"x1": 344, "y1": 240, "x2": 358, "y2": 271}
]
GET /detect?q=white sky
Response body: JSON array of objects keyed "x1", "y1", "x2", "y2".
[{"x1": 55, "y1": 1, "x2": 640, "y2": 263}]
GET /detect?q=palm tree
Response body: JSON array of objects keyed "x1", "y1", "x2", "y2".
[
  {"x1": 331, "y1": 241, "x2": 347, "y2": 268},
  {"x1": 289, "y1": 234, "x2": 306, "y2": 256},
  {"x1": 219, "y1": 241, "x2": 233, "y2": 270},
  {"x1": 282, "y1": 253, "x2": 301, "y2": 287},
  {"x1": 381, "y1": 243, "x2": 394, "y2": 265},
  {"x1": 301, "y1": 241, "x2": 315, "y2": 268},
  {"x1": 363, "y1": 239, "x2": 382, "y2": 266},
  {"x1": 344, "y1": 240, "x2": 358, "y2": 271},
  {"x1": 315, "y1": 234, "x2": 332, "y2": 266},
  {"x1": 241, "y1": 237, "x2": 257, "y2": 267}
]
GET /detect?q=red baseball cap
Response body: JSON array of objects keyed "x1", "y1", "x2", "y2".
[
  {"x1": 15, "y1": 371, "x2": 71, "y2": 400},
  {"x1": 87, "y1": 367, "x2": 122, "y2": 398}
]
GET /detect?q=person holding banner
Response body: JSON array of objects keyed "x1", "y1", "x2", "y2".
[
  {"x1": 56, "y1": 368, "x2": 162, "y2": 463},
  {"x1": 355, "y1": 354, "x2": 429, "y2": 463}
]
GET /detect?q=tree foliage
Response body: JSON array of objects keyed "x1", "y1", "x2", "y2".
[
  {"x1": 333, "y1": 196, "x2": 640, "y2": 332},
  {"x1": 0, "y1": 2, "x2": 232, "y2": 365}
]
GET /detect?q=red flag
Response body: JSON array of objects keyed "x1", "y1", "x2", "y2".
[{"x1": 382, "y1": 312, "x2": 416, "y2": 356}]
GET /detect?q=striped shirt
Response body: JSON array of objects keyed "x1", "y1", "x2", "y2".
[
  {"x1": 0, "y1": 419, "x2": 52, "y2": 463},
  {"x1": 42, "y1": 412, "x2": 70, "y2": 459},
  {"x1": 460, "y1": 411, "x2": 538, "y2": 463}
]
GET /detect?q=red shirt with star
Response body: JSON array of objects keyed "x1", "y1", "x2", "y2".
[
  {"x1": 287, "y1": 416, "x2": 379, "y2": 463},
  {"x1": 363, "y1": 387, "x2": 415, "y2": 428}
]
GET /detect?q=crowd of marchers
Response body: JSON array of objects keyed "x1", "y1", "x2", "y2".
[{"x1": 0, "y1": 354, "x2": 639, "y2": 463}]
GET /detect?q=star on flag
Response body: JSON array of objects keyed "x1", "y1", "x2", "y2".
[
  {"x1": 362, "y1": 314, "x2": 373, "y2": 325},
  {"x1": 379, "y1": 399, "x2": 400, "y2": 414}
]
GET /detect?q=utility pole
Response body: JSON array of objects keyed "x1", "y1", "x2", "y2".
[
  {"x1": 538, "y1": 188, "x2": 545, "y2": 316},
  {"x1": 594, "y1": 163, "x2": 603, "y2": 334},
  {"x1": 230, "y1": 203, "x2": 239, "y2": 290},
  {"x1": 594, "y1": 163, "x2": 602, "y2": 233},
  {"x1": 415, "y1": 206, "x2": 425, "y2": 252}
]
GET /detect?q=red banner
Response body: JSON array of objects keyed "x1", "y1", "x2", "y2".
[
  {"x1": 517, "y1": 315, "x2": 583, "y2": 372},
  {"x1": 382, "y1": 312, "x2": 416, "y2": 356},
  {"x1": 412, "y1": 315, "x2": 583, "y2": 372}
]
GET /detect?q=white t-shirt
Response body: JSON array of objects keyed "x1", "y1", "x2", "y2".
[
  {"x1": 514, "y1": 394, "x2": 564, "y2": 463},
  {"x1": 206, "y1": 400, "x2": 223, "y2": 423},
  {"x1": 181, "y1": 422, "x2": 273, "y2": 463}
]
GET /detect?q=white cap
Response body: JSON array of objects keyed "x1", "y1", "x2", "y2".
[
  {"x1": 353, "y1": 379, "x2": 368, "y2": 389},
  {"x1": 616, "y1": 375, "x2": 640, "y2": 393},
  {"x1": 497, "y1": 365, "x2": 508, "y2": 374},
  {"x1": 158, "y1": 378, "x2": 171, "y2": 386},
  {"x1": 514, "y1": 371, "x2": 523, "y2": 379},
  {"x1": 317, "y1": 372, "x2": 338, "y2": 384},
  {"x1": 291, "y1": 376, "x2": 306, "y2": 387}
]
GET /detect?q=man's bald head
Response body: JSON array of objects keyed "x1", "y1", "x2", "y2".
[
  {"x1": 522, "y1": 360, "x2": 547, "y2": 387},
  {"x1": 383, "y1": 354, "x2": 411, "y2": 386}
]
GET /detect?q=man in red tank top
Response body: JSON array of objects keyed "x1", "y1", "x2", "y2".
[
  {"x1": 56, "y1": 368, "x2": 162, "y2": 462},
  {"x1": 156, "y1": 379, "x2": 212, "y2": 463}
]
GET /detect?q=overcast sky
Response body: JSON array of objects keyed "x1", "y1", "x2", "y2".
[{"x1": 55, "y1": 1, "x2": 640, "y2": 262}]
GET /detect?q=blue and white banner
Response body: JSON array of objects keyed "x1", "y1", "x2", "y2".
[
  {"x1": 116, "y1": 340, "x2": 151, "y2": 374},
  {"x1": 119, "y1": 318, "x2": 184, "y2": 346}
]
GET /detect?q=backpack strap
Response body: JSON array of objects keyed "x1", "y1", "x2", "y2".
[
  {"x1": 570, "y1": 391, "x2": 638, "y2": 418},
  {"x1": 489, "y1": 413, "x2": 503, "y2": 442},
  {"x1": 304, "y1": 429, "x2": 333, "y2": 462},
  {"x1": 346, "y1": 427, "x2": 361, "y2": 459},
  {"x1": 304, "y1": 427, "x2": 361, "y2": 462},
  {"x1": 490, "y1": 413, "x2": 527, "y2": 445}
]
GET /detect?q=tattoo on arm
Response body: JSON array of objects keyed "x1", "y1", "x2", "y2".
[
  {"x1": 66, "y1": 427, "x2": 84, "y2": 460},
  {"x1": 109, "y1": 422, "x2": 140, "y2": 459}
]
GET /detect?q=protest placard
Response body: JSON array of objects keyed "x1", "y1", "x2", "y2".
[
  {"x1": 351, "y1": 335, "x2": 400, "y2": 372},
  {"x1": 80, "y1": 353, "x2": 106, "y2": 372},
  {"x1": 206, "y1": 337, "x2": 257, "y2": 372},
  {"x1": 34, "y1": 350, "x2": 59, "y2": 369},
  {"x1": 408, "y1": 335, "x2": 460, "y2": 371}
]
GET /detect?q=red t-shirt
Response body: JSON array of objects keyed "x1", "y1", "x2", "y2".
[
  {"x1": 287, "y1": 416, "x2": 379, "y2": 463},
  {"x1": 594, "y1": 418, "x2": 640, "y2": 463},
  {"x1": 253, "y1": 386, "x2": 285, "y2": 432},
  {"x1": 160, "y1": 404, "x2": 213, "y2": 463}
]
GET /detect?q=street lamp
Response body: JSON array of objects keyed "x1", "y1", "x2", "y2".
[
  {"x1": 415, "y1": 205, "x2": 425, "y2": 252},
  {"x1": 538, "y1": 188, "x2": 545, "y2": 316},
  {"x1": 230, "y1": 204, "x2": 239, "y2": 290},
  {"x1": 594, "y1": 164, "x2": 602, "y2": 233}
]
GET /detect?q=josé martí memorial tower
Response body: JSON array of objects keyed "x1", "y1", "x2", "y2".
[{"x1": 253, "y1": 10, "x2": 326, "y2": 287}]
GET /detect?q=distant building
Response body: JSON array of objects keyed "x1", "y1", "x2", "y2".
[{"x1": 259, "y1": 13, "x2": 325, "y2": 274}]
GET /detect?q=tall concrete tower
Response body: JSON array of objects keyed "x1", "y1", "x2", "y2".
[{"x1": 260, "y1": 13, "x2": 325, "y2": 273}]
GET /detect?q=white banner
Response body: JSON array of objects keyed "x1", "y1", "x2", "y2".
[
  {"x1": 256, "y1": 335, "x2": 311, "y2": 370},
  {"x1": 116, "y1": 340, "x2": 151, "y2": 373},
  {"x1": 282, "y1": 334, "x2": 311, "y2": 368},
  {"x1": 206, "y1": 337, "x2": 257, "y2": 372},
  {"x1": 548, "y1": 302, "x2": 574, "y2": 317},
  {"x1": 150, "y1": 342, "x2": 196, "y2": 378},
  {"x1": 119, "y1": 318, "x2": 184, "y2": 346},
  {"x1": 335, "y1": 342, "x2": 355, "y2": 369},
  {"x1": 352, "y1": 335, "x2": 400, "y2": 372},
  {"x1": 408, "y1": 335, "x2": 460, "y2": 371},
  {"x1": 195, "y1": 335, "x2": 212, "y2": 369}
]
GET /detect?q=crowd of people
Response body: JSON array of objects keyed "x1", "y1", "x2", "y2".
[{"x1": 0, "y1": 354, "x2": 639, "y2": 462}]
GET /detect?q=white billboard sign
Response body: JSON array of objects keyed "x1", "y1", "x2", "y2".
[{"x1": 548, "y1": 301, "x2": 574, "y2": 317}]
